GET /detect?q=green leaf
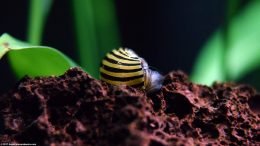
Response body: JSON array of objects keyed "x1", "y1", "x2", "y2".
[
  {"x1": 27, "y1": 0, "x2": 53, "y2": 45},
  {"x1": 0, "y1": 33, "x2": 78, "y2": 78},
  {"x1": 190, "y1": 31, "x2": 226, "y2": 85},
  {"x1": 92, "y1": 0, "x2": 121, "y2": 57},
  {"x1": 72, "y1": 0, "x2": 120, "y2": 78},
  {"x1": 226, "y1": 1, "x2": 260, "y2": 80},
  {"x1": 191, "y1": 1, "x2": 260, "y2": 84},
  {"x1": 227, "y1": 0, "x2": 240, "y2": 20},
  {"x1": 72, "y1": 0, "x2": 99, "y2": 78}
]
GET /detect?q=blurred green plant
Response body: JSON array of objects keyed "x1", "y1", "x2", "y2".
[
  {"x1": 72, "y1": 0, "x2": 120, "y2": 78},
  {"x1": 0, "y1": 33, "x2": 77, "y2": 78},
  {"x1": 191, "y1": 0, "x2": 260, "y2": 85},
  {"x1": 0, "y1": 0, "x2": 120, "y2": 80},
  {"x1": 27, "y1": 0, "x2": 52, "y2": 45}
]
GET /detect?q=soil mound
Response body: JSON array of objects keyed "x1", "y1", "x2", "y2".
[{"x1": 0, "y1": 67, "x2": 259, "y2": 145}]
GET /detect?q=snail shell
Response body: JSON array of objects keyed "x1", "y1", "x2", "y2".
[{"x1": 100, "y1": 48, "x2": 163, "y2": 92}]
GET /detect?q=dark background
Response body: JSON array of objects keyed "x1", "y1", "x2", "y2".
[{"x1": 0, "y1": 0, "x2": 226, "y2": 93}]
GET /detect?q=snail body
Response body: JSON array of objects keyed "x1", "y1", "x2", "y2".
[{"x1": 100, "y1": 48, "x2": 163, "y2": 92}]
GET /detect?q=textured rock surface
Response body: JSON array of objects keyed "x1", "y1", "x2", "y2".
[{"x1": 0, "y1": 67, "x2": 259, "y2": 145}]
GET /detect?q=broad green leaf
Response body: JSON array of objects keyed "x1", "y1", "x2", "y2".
[
  {"x1": 191, "y1": 1, "x2": 260, "y2": 84},
  {"x1": 0, "y1": 33, "x2": 78, "y2": 78}
]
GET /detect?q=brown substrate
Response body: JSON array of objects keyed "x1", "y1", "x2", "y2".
[{"x1": 0, "y1": 67, "x2": 259, "y2": 145}]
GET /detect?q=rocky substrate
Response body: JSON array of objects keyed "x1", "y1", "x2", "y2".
[{"x1": 0, "y1": 67, "x2": 259, "y2": 145}]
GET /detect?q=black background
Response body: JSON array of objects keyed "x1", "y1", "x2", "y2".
[{"x1": 0, "y1": 0, "x2": 226, "y2": 93}]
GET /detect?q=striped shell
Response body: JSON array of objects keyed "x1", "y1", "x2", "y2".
[
  {"x1": 100, "y1": 48, "x2": 147, "y2": 89},
  {"x1": 100, "y1": 48, "x2": 164, "y2": 92}
]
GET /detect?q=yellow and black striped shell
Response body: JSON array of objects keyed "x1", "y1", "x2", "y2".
[{"x1": 100, "y1": 48, "x2": 163, "y2": 92}]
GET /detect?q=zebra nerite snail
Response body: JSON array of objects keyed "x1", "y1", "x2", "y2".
[{"x1": 100, "y1": 48, "x2": 164, "y2": 92}]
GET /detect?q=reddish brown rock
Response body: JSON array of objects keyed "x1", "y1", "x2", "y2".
[{"x1": 0, "y1": 67, "x2": 259, "y2": 145}]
